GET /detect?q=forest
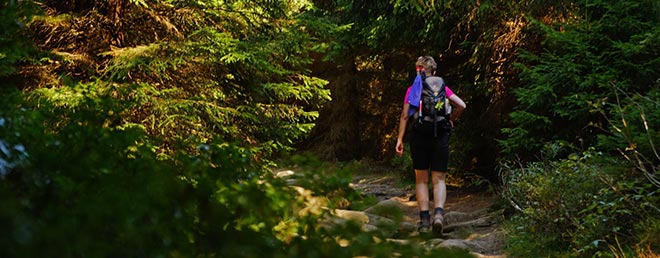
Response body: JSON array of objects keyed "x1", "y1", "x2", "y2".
[{"x1": 1, "y1": 0, "x2": 659, "y2": 257}]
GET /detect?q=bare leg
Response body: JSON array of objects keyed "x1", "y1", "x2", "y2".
[
  {"x1": 431, "y1": 171, "x2": 446, "y2": 209},
  {"x1": 415, "y1": 169, "x2": 430, "y2": 211},
  {"x1": 414, "y1": 169, "x2": 431, "y2": 232},
  {"x1": 431, "y1": 171, "x2": 446, "y2": 234}
]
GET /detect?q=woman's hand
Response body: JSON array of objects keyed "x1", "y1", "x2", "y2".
[
  {"x1": 395, "y1": 103, "x2": 410, "y2": 157},
  {"x1": 395, "y1": 140, "x2": 404, "y2": 156}
]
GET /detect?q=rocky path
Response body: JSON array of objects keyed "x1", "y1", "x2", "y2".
[{"x1": 348, "y1": 174, "x2": 508, "y2": 257}]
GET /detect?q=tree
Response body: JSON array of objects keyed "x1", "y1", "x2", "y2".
[
  {"x1": 501, "y1": 0, "x2": 660, "y2": 160},
  {"x1": 1, "y1": 1, "x2": 462, "y2": 257},
  {"x1": 16, "y1": 0, "x2": 333, "y2": 161}
]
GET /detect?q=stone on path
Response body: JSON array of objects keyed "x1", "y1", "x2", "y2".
[{"x1": 355, "y1": 195, "x2": 507, "y2": 257}]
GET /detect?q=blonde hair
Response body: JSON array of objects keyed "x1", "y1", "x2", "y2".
[{"x1": 416, "y1": 56, "x2": 437, "y2": 74}]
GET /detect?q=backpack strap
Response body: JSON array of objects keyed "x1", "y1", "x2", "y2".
[{"x1": 418, "y1": 71, "x2": 427, "y2": 125}]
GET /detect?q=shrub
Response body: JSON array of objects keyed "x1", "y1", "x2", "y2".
[
  {"x1": 0, "y1": 89, "x2": 475, "y2": 258},
  {"x1": 501, "y1": 150, "x2": 655, "y2": 256}
]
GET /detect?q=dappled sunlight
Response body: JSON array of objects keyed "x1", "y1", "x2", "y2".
[{"x1": 2, "y1": 0, "x2": 658, "y2": 257}]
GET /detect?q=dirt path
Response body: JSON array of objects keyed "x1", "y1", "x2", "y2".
[{"x1": 350, "y1": 174, "x2": 508, "y2": 257}]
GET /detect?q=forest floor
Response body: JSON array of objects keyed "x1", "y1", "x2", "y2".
[{"x1": 350, "y1": 173, "x2": 508, "y2": 257}]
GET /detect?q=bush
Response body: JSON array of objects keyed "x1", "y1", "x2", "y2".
[
  {"x1": 597, "y1": 86, "x2": 660, "y2": 253},
  {"x1": 0, "y1": 89, "x2": 476, "y2": 258},
  {"x1": 501, "y1": 150, "x2": 657, "y2": 256}
]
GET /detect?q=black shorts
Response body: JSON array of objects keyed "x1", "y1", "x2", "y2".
[{"x1": 410, "y1": 121, "x2": 451, "y2": 171}]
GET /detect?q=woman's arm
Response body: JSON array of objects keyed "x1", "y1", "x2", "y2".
[
  {"x1": 448, "y1": 95, "x2": 466, "y2": 127},
  {"x1": 395, "y1": 103, "x2": 410, "y2": 156}
]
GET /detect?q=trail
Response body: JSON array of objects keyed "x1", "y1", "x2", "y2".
[{"x1": 350, "y1": 173, "x2": 507, "y2": 257}]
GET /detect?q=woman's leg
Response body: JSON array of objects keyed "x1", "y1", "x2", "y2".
[
  {"x1": 414, "y1": 169, "x2": 431, "y2": 231},
  {"x1": 415, "y1": 169, "x2": 430, "y2": 212},
  {"x1": 431, "y1": 171, "x2": 446, "y2": 234},
  {"x1": 431, "y1": 171, "x2": 446, "y2": 210}
]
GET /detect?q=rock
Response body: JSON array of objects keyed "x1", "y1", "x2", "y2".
[
  {"x1": 295, "y1": 171, "x2": 507, "y2": 256},
  {"x1": 463, "y1": 230, "x2": 507, "y2": 255},
  {"x1": 423, "y1": 238, "x2": 446, "y2": 248},
  {"x1": 470, "y1": 252, "x2": 508, "y2": 258},
  {"x1": 397, "y1": 221, "x2": 417, "y2": 236},
  {"x1": 436, "y1": 239, "x2": 471, "y2": 250},
  {"x1": 444, "y1": 214, "x2": 502, "y2": 233},
  {"x1": 363, "y1": 198, "x2": 409, "y2": 219},
  {"x1": 444, "y1": 209, "x2": 490, "y2": 225},
  {"x1": 334, "y1": 209, "x2": 370, "y2": 223},
  {"x1": 275, "y1": 170, "x2": 295, "y2": 178},
  {"x1": 328, "y1": 209, "x2": 399, "y2": 237},
  {"x1": 328, "y1": 208, "x2": 420, "y2": 238}
]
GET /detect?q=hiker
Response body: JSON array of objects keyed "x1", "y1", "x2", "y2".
[{"x1": 395, "y1": 55, "x2": 466, "y2": 234}]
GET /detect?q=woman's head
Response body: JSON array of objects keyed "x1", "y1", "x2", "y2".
[{"x1": 416, "y1": 56, "x2": 437, "y2": 75}]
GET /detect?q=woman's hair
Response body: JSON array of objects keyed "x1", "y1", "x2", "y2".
[{"x1": 416, "y1": 56, "x2": 437, "y2": 74}]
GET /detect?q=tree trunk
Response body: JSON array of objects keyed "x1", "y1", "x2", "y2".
[{"x1": 308, "y1": 59, "x2": 361, "y2": 161}]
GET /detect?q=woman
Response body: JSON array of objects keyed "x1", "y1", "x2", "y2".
[{"x1": 395, "y1": 56, "x2": 466, "y2": 234}]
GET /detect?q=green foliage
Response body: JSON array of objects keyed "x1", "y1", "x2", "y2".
[
  {"x1": 3, "y1": 1, "x2": 461, "y2": 257},
  {"x1": 597, "y1": 87, "x2": 660, "y2": 183},
  {"x1": 0, "y1": 0, "x2": 479, "y2": 253},
  {"x1": 596, "y1": 86, "x2": 660, "y2": 252},
  {"x1": 390, "y1": 143, "x2": 415, "y2": 182},
  {"x1": 504, "y1": 215, "x2": 569, "y2": 257},
  {"x1": 0, "y1": 0, "x2": 38, "y2": 77},
  {"x1": 499, "y1": 0, "x2": 660, "y2": 256},
  {"x1": 5, "y1": 0, "x2": 659, "y2": 256},
  {"x1": 19, "y1": 0, "x2": 334, "y2": 162},
  {"x1": 636, "y1": 215, "x2": 660, "y2": 249},
  {"x1": 501, "y1": 0, "x2": 660, "y2": 159},
  {"x1": 1, "y1": 87, "x2": 296, "y2": 257},
  {"x1": 501, "y1": 150, "x2": 659, "y2": 256},
  {"x1": 0, "y1": 91, "x2": 478, "y2": 257}
]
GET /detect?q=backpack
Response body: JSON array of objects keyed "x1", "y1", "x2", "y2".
[{"x1": 407, "y1": 76, "x2": 450, "y2": 137}]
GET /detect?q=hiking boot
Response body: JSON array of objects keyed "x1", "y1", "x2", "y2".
[
  {"x1": 432, "y1": 213, "x2": 444, "y2": 235},
  {"x1": 417, "y1": 218, "x2": 431, "y2": 233}
]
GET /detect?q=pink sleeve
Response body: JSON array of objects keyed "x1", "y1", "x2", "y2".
[
  {"x1": 403, "y1": 87, "x2": 411, "y2": 104},
  {"x1": 445, "y1": 86, "x2": 454, "y2": 98}
]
